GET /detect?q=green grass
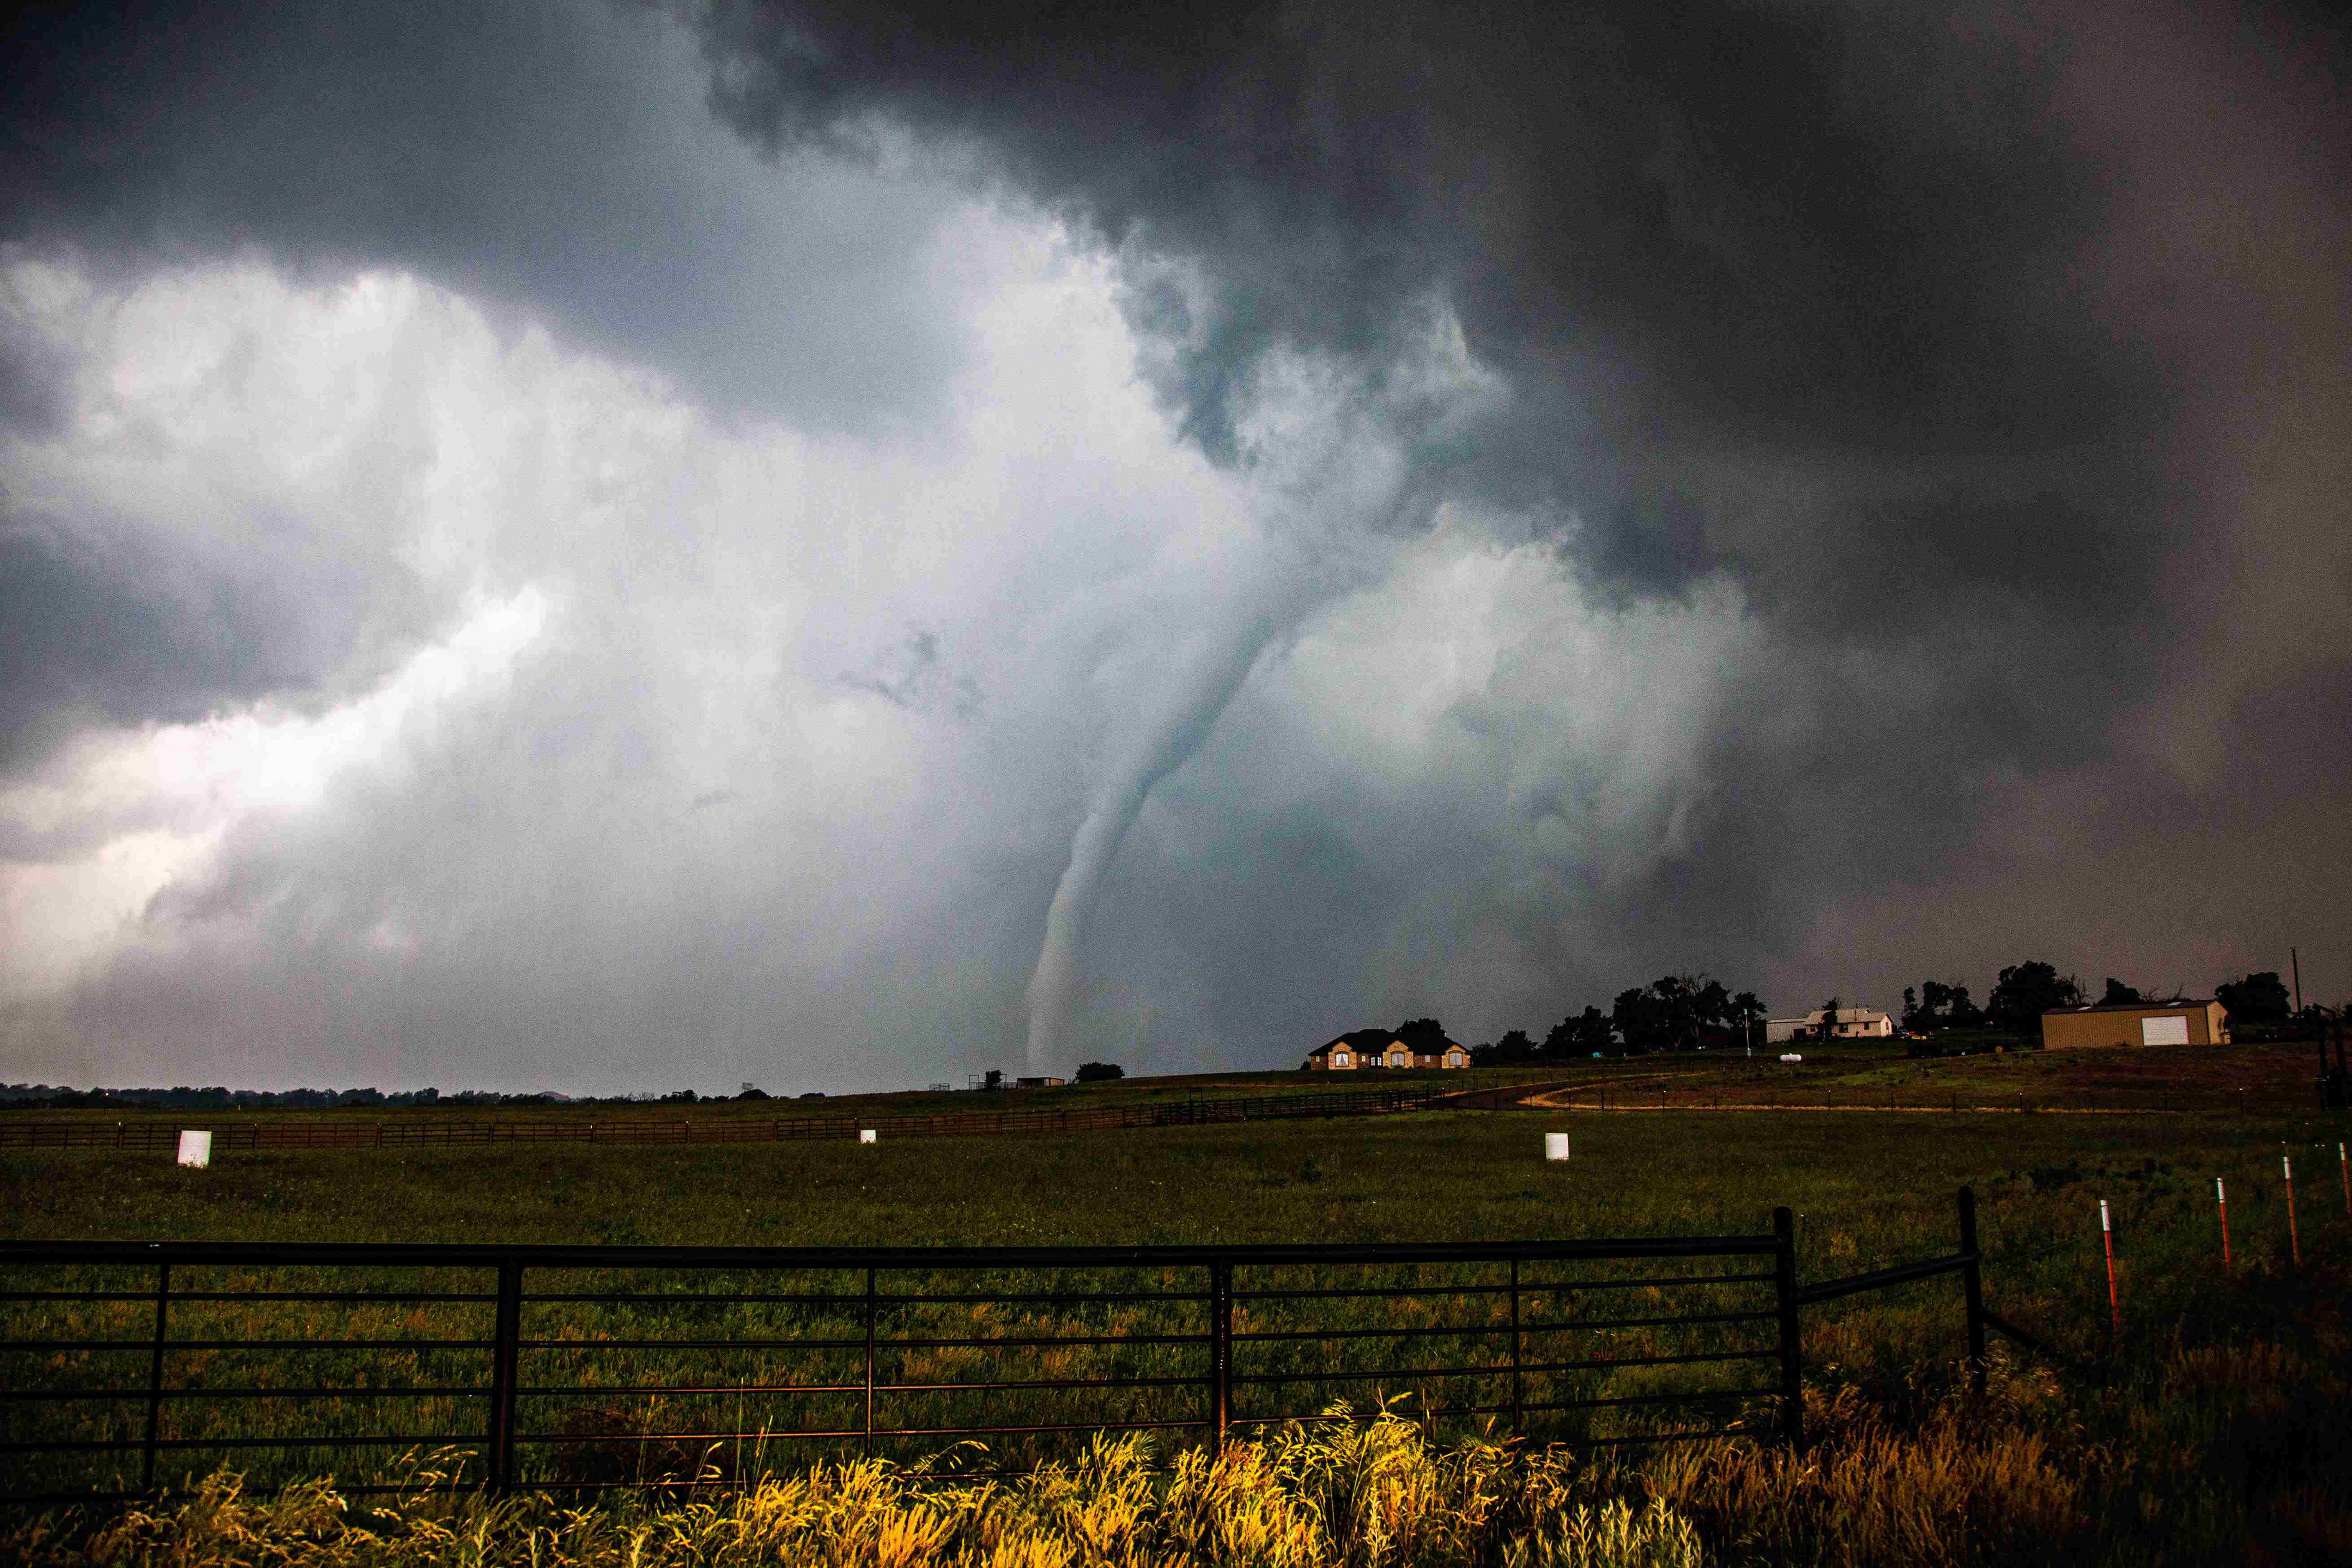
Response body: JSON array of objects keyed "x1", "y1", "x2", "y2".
[
  {"x1": 8, "y1": 1089, "x2": 2342, "y2": 1252},
  {"x1": 8, "y1": 1088, "x2": 2352, "y2": 1562},
  {"x1": 0, "y1": 1066, "x2": 1567, "y2": 1134}
]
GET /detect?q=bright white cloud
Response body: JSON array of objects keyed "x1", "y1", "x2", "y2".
[
  {"x1": 0, "y1": 586, "x2": 546, "y2": 992},
  {"x1": 0, "y1": 209, "x2": 1772, "y2": 1090}
]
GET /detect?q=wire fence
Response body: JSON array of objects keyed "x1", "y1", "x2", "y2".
[{"x1": 0, "y1": 1192, "x2": 2017, "y2": 1505}]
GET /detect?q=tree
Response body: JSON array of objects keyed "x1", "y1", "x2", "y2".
[
  {"x1": 2215, "y1": 972, "x2": 2291, "y2": 1025},
  {"x1": 1816, "y1": 995, "x2": 1842, "y2": 1044},
  {"x1": 1394, "y1": 1018, "x2": 1452, "y2": 1055},
  {"x1": 1480, "y1": 1029, "x2": 1534, "y2": 1064},
  {"x1": 982, "y1": 1069, "x2": 1005, "y2": 1090},
  {"x1": 1640, "y1": 973, "x2": 1731, "y2": 1051},
  {"x1": 1649, "y1": 974, "x2": 1696, "y2": 1049},
  {"x1": 1692, "y1": 978, "x2": 1732, "y2": 1046},
  {"x1": 1611, "y1": 987, "x2": 1671, "y2": 1054},
  {"x1": 2100, "y1": 978, "x2": 2144, "y2": 1006},
  {"x1": 1912, "y1": 980, "x2": 1982, "y2": 1031},
  {"x1": 1986, "y1": 961, "x2": 2081, "y2": 1037},
  {"x1": 1544, "y1": 1008, "x2": 1614, "y2": 1057},
  {"x1": 1573, "y1": 1005, "x2": 1616, "y2": 1056},
  {"x1": 1599, "y1": 974, "x2": 1737, "y2": 1054},
  {"x1": 1075, "y1": 1061, "x2": 1124, "y2": 1082}
]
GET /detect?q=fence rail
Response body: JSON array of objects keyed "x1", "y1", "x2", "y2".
[
  {"x1": 0, "y1": 1087, "x2": 1453, "y2": 1154},
  {"x1": 0, "y1": 1189, "x2": 2021, "y2": 1505}
]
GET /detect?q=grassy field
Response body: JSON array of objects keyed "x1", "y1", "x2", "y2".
[
  {"x1": 11, "y1": 1066, "x2": 2347, "y2": 1253},
  {"x1": 7, "y1": 1046, "x2": 2352, "y2": 1564},
  {"x1": 0, "y1": 1066, "x2": 1563, "y2": 1130},
  {"x1": 1530, "y1": 1039, "x2": 2334, "y2": 1116}
]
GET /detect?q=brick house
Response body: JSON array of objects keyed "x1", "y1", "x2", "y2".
[{"x1": 1303, "y1": 1029, "x2": 1470, "y2": 1070}]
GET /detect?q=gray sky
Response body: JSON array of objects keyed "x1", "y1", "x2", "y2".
[{"x1": 2, "y1": 0, "x2": 2347, "y2": 1092}]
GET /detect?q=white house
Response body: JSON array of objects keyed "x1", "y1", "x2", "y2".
[{"x1": 1764, "y1": 1007, "x2": 1894, "y2": 1044}]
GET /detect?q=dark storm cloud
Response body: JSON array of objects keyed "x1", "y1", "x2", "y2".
[
  {"x1": 693, "y1": 1, "x2": 2138, "y2": 461},
  {"x1": 0, "y1": 299, "x2": 75, "y2": 437},
  {"x1": 4, "y1": 0, "x2": 2344, "y2": 1092},
  {"x1": 0, "y1": 508, "x2": 419, "y2": 783},
  {"x1": 689, "y1": 0, "x2": 2351, "y2": 1016},
  {"x1": 2, "y1": 0, "x2": 977, "y2": 781},
  {"x1": 680, "y1": 0, "x2": 2218, "y2": 717},
  {"x1": 3, "y1": 0, "x2": 963, "y2": 431}
]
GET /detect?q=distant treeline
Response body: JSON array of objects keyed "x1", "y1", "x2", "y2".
[
  {"x1": 1902, "y1": 965, "x2": 2307, "y2": 1038},
  {"x1": 1466, "y1": 961, "x2": 2317, "y2": 1066},
  {"x1": 1467, "y1": 975, "x2": 1767, "y2": 1064},
  {"x1": 0, "y1": 1085, "x2": 758, "y2": 1112}
]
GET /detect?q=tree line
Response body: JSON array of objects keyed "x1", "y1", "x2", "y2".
[
  {"x1": 1467, "y1": 974, "x2": 1766, "y2": 1063},
  {"x1": 1898, "y1": 962, "x2": 2308, "y2": 1039},
  {"x1": 1462, "y1": 960, "x2": 2317, "y2": 1067},
  {"x1": 0, "y1": 1084, "x2": 731, "y2": 1111}
]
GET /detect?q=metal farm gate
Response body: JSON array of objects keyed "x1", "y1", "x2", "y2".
[{"x1": 0, "y1": 1190, "x2": 2027, "y2": 1504}]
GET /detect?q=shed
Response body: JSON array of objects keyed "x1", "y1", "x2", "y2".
[{"x1": 2039, "y1": 1000, "x2": 2229, "y2": 1049}]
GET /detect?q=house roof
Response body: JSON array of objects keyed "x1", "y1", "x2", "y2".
[
  {"x1": 2046, "y1": 999, "x2": 2217, "y2": 1014},
  {"x1": 1308, "y1": 1031, "x2": 1467, "y2": 1057},
  {"x1": 1306, "y1": 1035, "x2": 1392, "y2": 1058}
]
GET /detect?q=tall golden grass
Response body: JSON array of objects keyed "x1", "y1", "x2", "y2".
[{"x1": 10, "y1": 1326, "x2": 2351, "y2": 1568}]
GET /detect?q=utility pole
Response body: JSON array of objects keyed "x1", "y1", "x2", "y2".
[{"x1": 2293, "y1": 947, "x2": 2303, "y2": 1014}]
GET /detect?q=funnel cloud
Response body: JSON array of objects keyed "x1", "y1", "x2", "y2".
[{"x1": 1, "y1": 0, "x2": 2347, "y2": 1091}]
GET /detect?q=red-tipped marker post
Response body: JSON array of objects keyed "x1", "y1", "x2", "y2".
[
  {"x1": 2216, "y1": 1178, "x2": 2231, "y2": 1270},
  {"x1": 2339, "y1": 1142, "x2": 2348, "y2": 1220},
  {"x1": 2101, "y1": 1199, "x2": 2121, "y2": 1339},
  {"x1": 2284, "y1": 1154, "x2": 2300, "y2": 1269}
]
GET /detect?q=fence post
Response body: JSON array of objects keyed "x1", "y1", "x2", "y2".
[
  {"x1": 1208, "y1": 1260, "x2": 1233, "y2": 1451},
  {"x1": 487, "y1": 1259, "x2": 523, "y2": 1493},
  {"x1": 1772, "y1": 1207, "x2": 1802, "y2": 1445},
  {"x1": 1957, "y1": 1187, "x2": 1986, "y2": 1398},
  {"x1": 142, "y1": 1260, "x2": 172, "y2": 1493},
  {"x1": 1510, "y1": 1257, "x2": 1524, "y2": 1436},
  {"x1": 2099, "y1": 1201, "x2": 2121, "y2": 1339},
  {"x1": 2217, "y1": 1178, "x2": 2232, "y2": 1270},
  {"x1": 863, "y1": 1266, "x2": 878, "y2": 1458},
  {"x1": 2284, "y1": 1154, "x2": 2300, "y2": 1270}
]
